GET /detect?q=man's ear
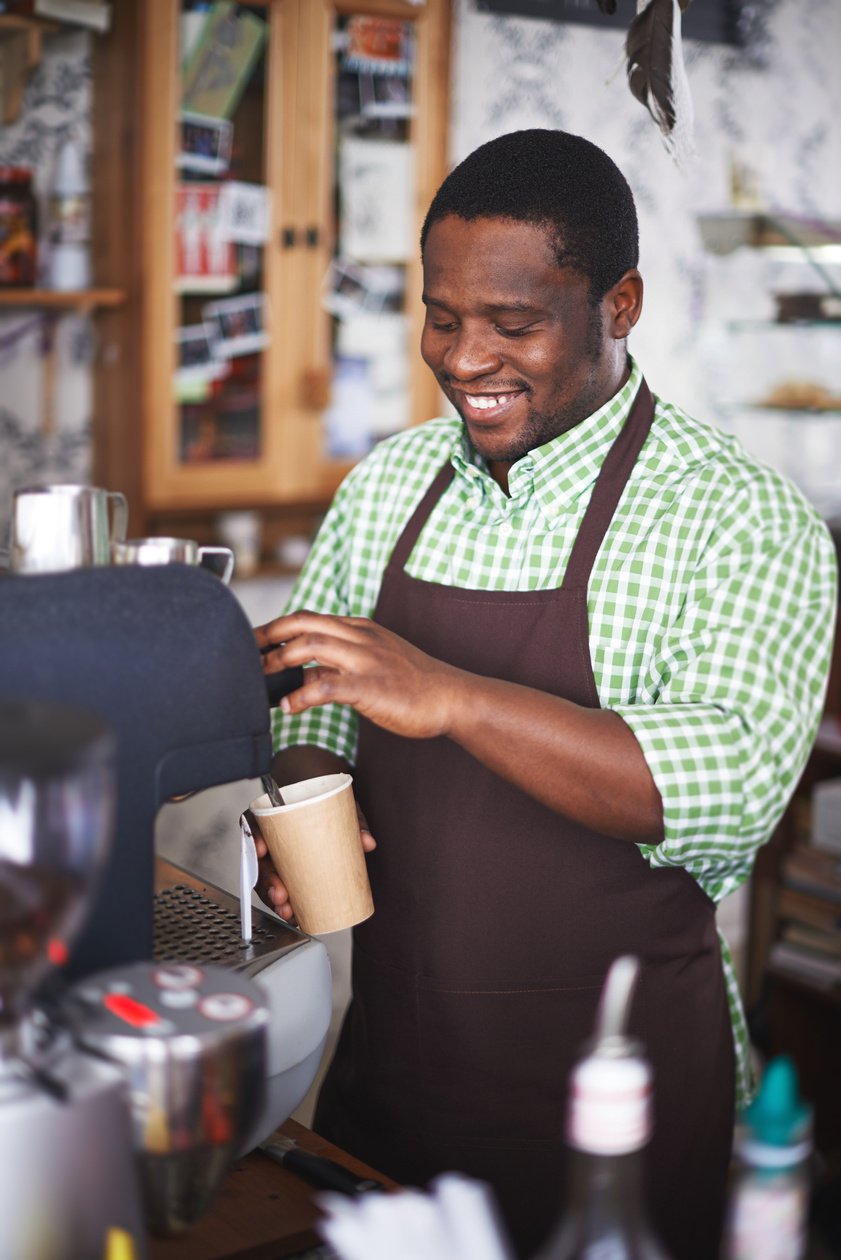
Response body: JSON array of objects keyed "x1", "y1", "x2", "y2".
[{"x1": 606, "y1": 269, "x2": 643, "y2": 339}]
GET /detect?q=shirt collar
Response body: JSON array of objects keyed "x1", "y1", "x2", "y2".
[{"x1": 450, "y1": 357, "x2": 644, "y2": 519}]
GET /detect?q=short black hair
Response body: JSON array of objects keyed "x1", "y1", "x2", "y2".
[{"x1": 420, "y1": 129, "x2": 639, "y2": 301}]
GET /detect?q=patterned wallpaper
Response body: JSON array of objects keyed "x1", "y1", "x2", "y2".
[
  {"x1": 449, "y1": 0, "x2": 841, "y2": 516},
  {"x1": 0, "y1": 29, "x2": 92, "y2": 544}
]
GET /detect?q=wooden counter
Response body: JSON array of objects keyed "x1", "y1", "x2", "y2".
[{"x1": 148, "y1": 1118, "x2": 397, "y2": 1260}]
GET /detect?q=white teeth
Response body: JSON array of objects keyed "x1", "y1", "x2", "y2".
[{"x1": 465, "y1": 394, "x2": 509, "y2": 410}]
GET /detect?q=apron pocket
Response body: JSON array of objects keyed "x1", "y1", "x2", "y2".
[{"x1": 417, "y1": 974, "x2": 605, "y2": 1144}]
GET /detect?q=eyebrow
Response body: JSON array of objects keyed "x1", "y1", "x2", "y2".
[{"x1": 422, "y1": 295, "x2": 542, "y2": 314}]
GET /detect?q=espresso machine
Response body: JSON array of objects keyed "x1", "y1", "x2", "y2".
[{"x1": 0, "y1": 563, "x2": 334, "y2": 1247}]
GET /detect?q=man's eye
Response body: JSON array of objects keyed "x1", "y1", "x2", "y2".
[
  {"x1": 431, "y1": 321, "x2": 458, "y2": 332},
  {"x1": 496, "y1": 325, "x2": 532, "y2": 338}
]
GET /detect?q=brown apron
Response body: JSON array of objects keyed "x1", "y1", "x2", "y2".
[{"x1": 314, "y1": 381, "x2": 735, "y2": 1260}]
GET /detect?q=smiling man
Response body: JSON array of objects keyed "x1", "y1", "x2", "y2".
[{"x1": 253, "y1": 130, "x2": 837, "y2": 1260}]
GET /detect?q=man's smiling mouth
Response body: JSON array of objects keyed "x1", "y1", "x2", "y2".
[
  {"x1": 465, "y1": 393, "x2": 515, "y2": 410},
  {"x1": 458, "y1": 390, "x2": 524, "y2": 418}
]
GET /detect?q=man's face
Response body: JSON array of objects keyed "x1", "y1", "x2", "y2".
[{"x1": 421, "y1": 215, "x2": 624, "y2": 470}]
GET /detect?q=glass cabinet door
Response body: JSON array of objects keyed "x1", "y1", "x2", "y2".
[
  {"x1": 141, "y1": 0, "x2": 293, "y2": 510},
  {"x1": 139, "y1": 0, "x2": 449, "y2": 513},
  {"x1": 295, "y1": 0, "x2": 449, "y2": 503},
  {"x1": 322, "y1": 12, "x2": 417, "y2": 460},
  {"x1": 175, "y1": 3, "x2": 271, "y2": 468}
]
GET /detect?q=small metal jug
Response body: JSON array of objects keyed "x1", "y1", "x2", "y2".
[
  {"x1": 111, "y1": 536, "x2": 235, "y2": 584},
  {"x1": 10, "y1": 483, "x2": 128, "y2": 573}
]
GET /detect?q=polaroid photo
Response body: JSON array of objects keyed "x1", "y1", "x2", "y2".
[
  {"x1": 175, "y1": 324, "x2": 226, "y2": 387},
  {"x1": 322, "y1": 257, "x2": 404, "y2": 320},
  {"x1": 203, "y1": 292, "x2": 269, "y2": 359},
  {"x1": 216, "y1": 181, "x2": 271, "y2": 246},
  {"x1": 177, "y1": 111, "x2": 234, "y2": 176}
]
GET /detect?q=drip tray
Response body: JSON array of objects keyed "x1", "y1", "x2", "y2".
[{"x1": 154, "y1": 857, "x2": 307, "y2": 976}]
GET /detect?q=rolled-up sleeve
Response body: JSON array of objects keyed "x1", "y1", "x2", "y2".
[{"x1": 614, "y1": 485, "x2": 838, "y2": 900}]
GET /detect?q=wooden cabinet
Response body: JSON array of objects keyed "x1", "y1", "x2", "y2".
[{"x1": 132, "y1": 0, "x2": 450, "y2": 529}]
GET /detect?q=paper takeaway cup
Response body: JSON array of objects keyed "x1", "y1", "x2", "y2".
[{"x1": 250, "y1": 773, "x2": 373, "y2": 935}]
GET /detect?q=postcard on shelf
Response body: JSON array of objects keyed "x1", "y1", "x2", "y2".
[
  {"x1": 174, "y1": 183, "x2": 237, "y2": 294},
  {"x1": 175, "y1": 323, "x2": 226, "y2": 395},
  {"x1": 177, "y1": 112, "x2": 233, "y2": 176},
  {"x1": 324, "y1": 354, "x2": 376, "y2": 460},
  {"x1": 203, "y1": 292, "x2": 269, "y2": 359},
  {"x1": 338, "y1": 137, "x2": 413, "y2": 264},
  {"x1": 342, "y1": 16, "x2": 413, "y2": 77},
  {"x1": 181, "y1": 0, "x2": 267, "y2": 120},
  {"x1": 322, "y1": 257, "x2": 405, "y2": 320},
  {"x1": 216, "y1": 181, "x2": 271, "y2": 246}
]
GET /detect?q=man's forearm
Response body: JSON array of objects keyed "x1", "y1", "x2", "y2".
[{"x1": 445, "y1": 671, "x2": 665, "y2": 844}]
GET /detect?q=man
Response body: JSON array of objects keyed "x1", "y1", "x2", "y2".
[{"x1": 254, "y1": 130, "x2": 837, "y2": 1259}]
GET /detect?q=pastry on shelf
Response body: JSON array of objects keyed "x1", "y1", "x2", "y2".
[{"x1": 756, "y1": 380, "x2": 841, "y2": 411}]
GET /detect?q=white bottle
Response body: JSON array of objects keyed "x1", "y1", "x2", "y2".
[
  {"x1": 534, "y1": 956, "x2": 674, "y2": 1260},
  {"x1": 48, "y1": 138, "x2": 91, "y2": 290}
]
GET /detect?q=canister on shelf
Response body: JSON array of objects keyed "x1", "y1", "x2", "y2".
[
  {"x1": 0, "y1": 166, "x2": 38, "y2": 287},
  {"x1": 47, "y1": 138, "x2": 91, "y2": 290}
]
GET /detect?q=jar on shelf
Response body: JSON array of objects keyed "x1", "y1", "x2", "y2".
[{"x1": 0, "y1": 167, "x2": 38, "y2": 287}]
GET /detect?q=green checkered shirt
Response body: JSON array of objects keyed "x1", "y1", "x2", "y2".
[{"x1": 272, "y1": 356, "x2": 838, "y2": 1106}]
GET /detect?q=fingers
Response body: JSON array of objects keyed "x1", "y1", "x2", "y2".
[
  {"x1": 255, "y1": 612, "x2": 372, "y2": 676},
  {"x1": 279, "y1": 665, "x2": 344, "y2": 715},
  {"x1": 255, "y1": 854, "x2": 295, "y2": 921},
  {"x1": 356, "y1": 803, "x2": 377, "y2": 852}
]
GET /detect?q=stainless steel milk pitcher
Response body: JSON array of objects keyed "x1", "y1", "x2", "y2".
[
  {"x1": 10, "y1": 483, "x2": 128, "y2": 573},
  {"x1": 111, "y1": 536, "x2": 235, "y2": 584}
]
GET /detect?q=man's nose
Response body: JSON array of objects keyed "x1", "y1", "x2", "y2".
[{"x1": 443, "y1": 326, "x2": 502, "y2": 379}]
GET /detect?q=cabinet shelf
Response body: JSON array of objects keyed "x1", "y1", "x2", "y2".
[
  {"x1": 698, "y1": 211, "x2": 841, "y2": 256},
  {"x1": 741, "y1": 404, "x2": 841, "y2": 416},
  {"x1": 0, "y1": 287, "x2": 127, "y2": 309},
  {"x1": 725, "y1": 319, "x2": 841, "y2": 332}
]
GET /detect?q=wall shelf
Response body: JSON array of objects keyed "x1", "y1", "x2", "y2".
[
  {"x1": 0, "y1": 287, "x2": 126, "y2": 309},
  {"x1": 698, "y1": 212, "x2": 841, "y2": 256},
  {"x1": 0, "y1": 14, "x2": 60, "y2": 124}
]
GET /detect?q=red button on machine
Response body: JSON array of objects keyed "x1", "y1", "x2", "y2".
[{"x1": 103, "y1": 993, "x2": 162, "y2": 1028}]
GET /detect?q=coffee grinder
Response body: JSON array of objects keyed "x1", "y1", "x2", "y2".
[{"x1": 0, "y1": 699, "x2": 147, "y2": 1260}]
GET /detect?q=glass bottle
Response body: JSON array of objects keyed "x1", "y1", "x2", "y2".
[{"x1": 533, "y1": 956, "x2": 673, "y2": 1260}]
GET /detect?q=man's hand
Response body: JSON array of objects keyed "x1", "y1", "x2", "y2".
[{"x1": 255, "y1": 611, "x2": 463, "y2": 740}]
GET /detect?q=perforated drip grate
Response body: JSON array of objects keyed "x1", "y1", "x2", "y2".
[{"x1": 153, "y1": 859, "x2": 305, "y2": 974}]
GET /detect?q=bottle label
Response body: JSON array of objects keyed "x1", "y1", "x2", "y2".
[
  {"x1": 49, "y1": 193, "x2": 91, "y2": 246},
  {"x1": 728, "y1": 1182, "x2": 807, "y2": 1260}
]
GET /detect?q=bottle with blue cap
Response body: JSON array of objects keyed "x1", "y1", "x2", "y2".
[{"x1": 725, "y1": 1054, "x2": 812, "y2": 1260}]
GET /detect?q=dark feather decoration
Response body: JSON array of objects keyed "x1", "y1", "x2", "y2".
[{"x1": 625, "y1": 0, "x2": 695, "y2": 163}]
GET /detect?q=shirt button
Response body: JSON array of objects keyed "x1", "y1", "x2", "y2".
[
  {"x1": 498, "y1": 520, "x2": 512, "y2": 536},
  {"x1": 469, "y1": 494, "x2": 481, "y2": 509}
]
